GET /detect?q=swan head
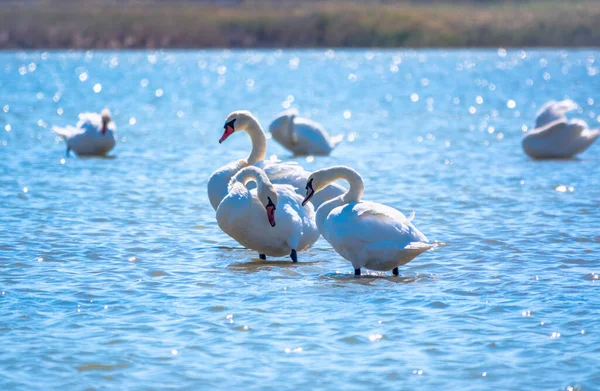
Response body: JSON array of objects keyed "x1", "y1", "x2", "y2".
[
  {"x1": 220, "y1": 110, "x2": 254, "y2": 143},
  {"x1": 101, "y1": 109, "x2": 111, "y2": 134},
  {"x1": 261, "y1": 187, "x2": 278, "y2": 228},
  {"x1": 302, "y1": 170, "x2": 329, "y2": 207}
]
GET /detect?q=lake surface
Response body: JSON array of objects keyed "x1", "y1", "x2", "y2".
[{"x1": 1, "y1": 49, "x2": 599, "y2": 390}]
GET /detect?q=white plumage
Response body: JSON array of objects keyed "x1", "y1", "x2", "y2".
[
  {"x1": 207, "y1": 110, "x2": 345, "y2": 211},
  {"x1": 303, "y1": 166, "x2": 434, "y2": 275},
  {"x1": 52, "y1": 109, "x2": 116, "y2": 157},
  {"x1": 269, "y1": 109, "x2": 343, "y2": 156},
  {"x1": 523, "y1": 100, "x2": 599, "y2": 159},
  {"x1": 217, "y1": 166, "x2": 319, "y2": 261}
]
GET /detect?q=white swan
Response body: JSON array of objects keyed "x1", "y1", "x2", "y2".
[
  {"x1": 302, "y1": 166, "x2": 435, "y2": 276},
  {"x1": 269, "y1": 109, "x2": 343, "y2": 156},
  {"x1": 52, "y1": 109, "x2": 116, "y2": 157},
  {"x1": 217, "y1": 166, "x2": 319, "y2": 261},
  {"x1": 207, "y1": 110, "x2": 345, "y2": 210},
  {"x1": 523, "y1": 100, "x2": 599, "y2": 159}
]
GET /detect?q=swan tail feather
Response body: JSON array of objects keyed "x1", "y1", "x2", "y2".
[
  {"x1": 52, "y1": 126, "x2": 71, "y2": 139},
  {"x1": 329, "y1": 134, "x2": 344, "y2": 148},
  {"x1": 404, "y1": 241, "x2": 435, "y2": 253}
]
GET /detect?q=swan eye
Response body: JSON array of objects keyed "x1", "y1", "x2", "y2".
[
  {"x1": 306, "y1": 178, "x2": 313, "y2": 190},
  {"x1": 266, "y1": 196, "x2": 276, "y2": 210},
  {"x1": 224, "y1": 119, "x2": 236, "y2": 130}
]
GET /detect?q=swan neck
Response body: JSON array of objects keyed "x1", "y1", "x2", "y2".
[
  {"x1": 233, "y1": 166, "x2": 268, "y2": 194},
  {"x1": 314, "y1": 167, "x2": 364, "y2": 228},
  {"x1": 337, "y1": 167, "x2": 364, "y2": 203},
  {"x1": 245, "y1": 119, "x2": 267, "y2": 164}
]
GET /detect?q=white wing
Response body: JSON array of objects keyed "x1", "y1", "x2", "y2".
[
  {"x1": 535, "y1": 100, "x2": 577, "y2": 128},
  {"x1": 322, "y1": 201, "x2": 433, "y2": 270},
  {"x1": 52, "y1": 125, "x2": 85, "y2": 139},
  {"x1": 77, "y1": 112, "x2": 103, "y2": 129},
  {"x1": 523, "y1": 118, "x2": 599, "y2": 158}
]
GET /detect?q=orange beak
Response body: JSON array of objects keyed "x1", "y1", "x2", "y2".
[{"x1": 219, "y1": 125, "x2": 234, "y2": 143}]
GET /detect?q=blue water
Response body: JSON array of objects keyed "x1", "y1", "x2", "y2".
[{"x1": 1, "y1": 49, "x2": 599, "y2": 390}]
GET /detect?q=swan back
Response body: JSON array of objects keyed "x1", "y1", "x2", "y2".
[
  {"x1": 322, "y1": 201, "x2": 432, "y2": 271},
  {"x1": 523, "y1": 117, "x2": 599, "y2": 159},
  {"x1": 207, "y1": 159, "x2": 248, "y2": 210}
]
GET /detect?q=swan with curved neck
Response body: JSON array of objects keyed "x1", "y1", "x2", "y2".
[
  {"x1": 207, "y1": 110, "x2": 345, "y2": 211},
  {"x1": 269, "y1": 109, "x2": 343, "y2": 156},
  {"x1": 52, "y1": 108, "x2": 116, "y2": 157},
  {"x1": 523, "y1": 100, "x2": 599, "y2": 159},
  {"x1": 216, "y1": 166, "x2": 319, "y2": 262},
  {"x1": 302, "y1": 166, "x2": 434, "y2": 276}
]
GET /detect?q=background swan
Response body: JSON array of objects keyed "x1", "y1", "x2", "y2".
[
  {"x1": 217, "y1": 166, "x2": 319, "y2": 262},
  {"x1": 269, "y1": 109, "x2": 343, "y2": 156},
  {"x1": 52, "y1": 109, "x2": 116, "y2": 157},
  {"x1": 208, "y1": 110, "x2": 345, "y2": 211},
  {"x1": 523, "y1": 100, "x2": 599, "y2": 159},
  {"x1": 302, "y1": 166, "x2": 434, "y2": 276}
]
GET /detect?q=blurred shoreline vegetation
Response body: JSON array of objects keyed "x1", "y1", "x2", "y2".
[{"x1": 1, "y1": 0, "x2": 600, "y2": 48}]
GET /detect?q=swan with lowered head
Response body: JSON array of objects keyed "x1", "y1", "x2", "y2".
[
  {"x1": 208, "y1": 110, "x2": 345, "y2": 211},
  {"x1": 217, "y1": 166, "x2": 319, "y2": 261},
  {"x1": 269, "y1": 109, "x2": 343, "y2": 156},
  {"x1": 302, "y1": 166, "x2": 435, "y2": 276},
  {"x1": 523, "y1": 100, "x2": 599, "y2": 159},
  {"x1": 52, "y1": 109, "x2": 116, "y2": 157}
]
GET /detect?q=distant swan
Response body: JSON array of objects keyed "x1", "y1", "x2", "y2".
[
  {"x1": 269, "y1": 109, "x2": 343, "y2": 156},
  {"x1": 52, "y1": 109, "x2": 116, "y2": 157},
  {"x1": 523, "y1": 100, "x2": 599, "y2": 159},
  {"x1": 302, "y1": 166, "x2": 435, "y2": 276},
  {"x1": 217, "y1": 166, "x2": 319, "y2": 261},
  {"x1": 207, "y1": 110, "x2": 345, "y2": 210}
]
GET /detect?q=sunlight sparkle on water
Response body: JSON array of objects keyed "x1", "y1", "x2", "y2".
[
  {"x1": 369, "y1": 334, "x2": 383, "y2": 342},
  {"x1": 555, "y1": 185, "x2": 574, "y2": 193}
]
